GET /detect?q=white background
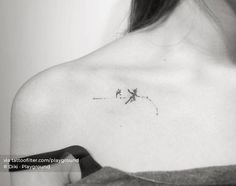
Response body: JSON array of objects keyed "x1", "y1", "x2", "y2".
[{"x1": 0, "y1": 0, "x2": 130, "y2": 185}]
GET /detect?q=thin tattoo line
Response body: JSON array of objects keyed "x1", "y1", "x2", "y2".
[
  {"x1": 92, "y1": 97, "x2": 113, "y2": 100},
  {"x1": 139, "y1": 96, "x2": 159, "y2": 116},
  {"x1": 92, "y1": 89, "x2": 159, "y2": 116}
]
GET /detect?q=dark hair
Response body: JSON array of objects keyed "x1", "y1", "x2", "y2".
[{"x1": 128, "y1": 0, "x2": 181, "y2": 32}]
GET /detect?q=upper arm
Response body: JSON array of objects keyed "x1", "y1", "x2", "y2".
[
  {"x1": 11, "y1": 70, "x2": 62, "y2": 155},
  {"x1": 10, "y1": 69, "x2": 81, "y2": 186}
]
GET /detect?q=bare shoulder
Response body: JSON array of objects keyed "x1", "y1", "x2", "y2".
[
  {"x1": 10, "y1": 65, "x2": 85, "y2": 184},
  {"x1": 10, "y1": 39, "x2": 131, "y2": 184},
  {"x1": 11, "y1": 59, "x2": 106, "y2": 155},
  {"x1": 10, "y1": 34, "x2": 137, "y2": 156}
]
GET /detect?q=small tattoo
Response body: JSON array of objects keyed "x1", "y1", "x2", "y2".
[
  {"x1": 92, "y1": 88, "x2": 158, "y2": 116},
  {"x1": 125, "y1": 89, "x2": 138, "y2": 104},
  {"x1": 116, "y1": 89, "x2": 122, "y2": 98}
]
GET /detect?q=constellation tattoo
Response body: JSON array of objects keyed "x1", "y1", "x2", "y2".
[{"x1": 92, "y1": 88, "x2": 159, "y2": 116}]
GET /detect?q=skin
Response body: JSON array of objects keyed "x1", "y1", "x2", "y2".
[{"x1": 10, "y1": 0, "x2": 236, "y2": 185}]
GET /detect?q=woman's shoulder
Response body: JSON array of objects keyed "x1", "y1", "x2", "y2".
[
  {"x1": 11, "y1": 34, "x2": 132, "y2": 113},
  {"x1": 11, "y1": 67, "x2": 91, "y2": 151},
  {"x1": 11, "y1": 34, "x2": 141, "y2": 121},
  {"x1": 10, "y1": 35, "x2": 133, "y2": 156},
  {"x1": 11, "y1": 38, "x2": 130, "y2": 117}
]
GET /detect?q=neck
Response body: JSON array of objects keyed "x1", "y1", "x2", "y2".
[{"x1": 136, "y1": 0, "x2": 236, "y2": 64}]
